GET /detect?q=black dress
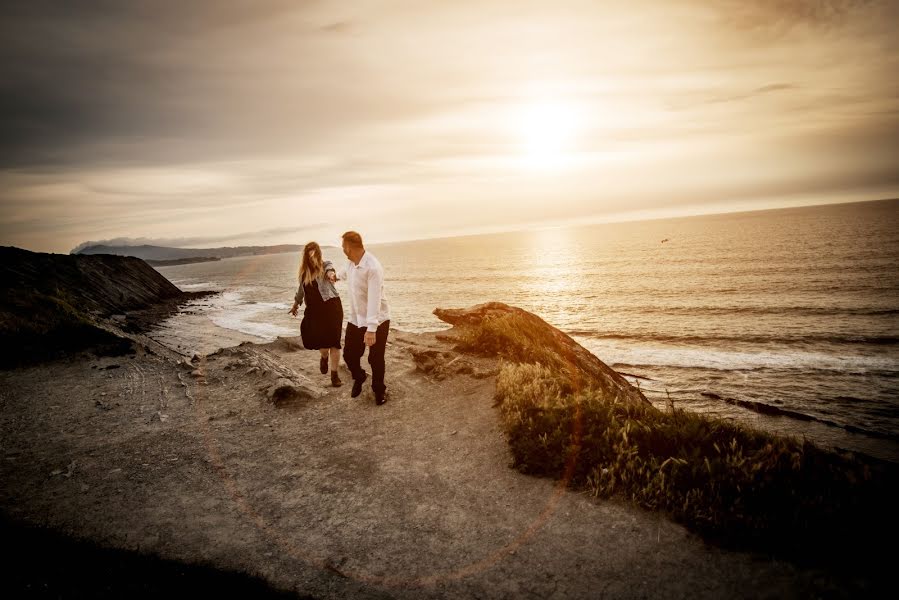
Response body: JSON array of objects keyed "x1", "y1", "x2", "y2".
[{"x1": 300, "y1": 280, "x2": 343, "y2": 350}]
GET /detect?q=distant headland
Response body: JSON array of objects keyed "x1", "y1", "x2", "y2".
[
  {"x1": 145, "y1": 256, "x2": 221, "y2": 267},
  {"x1": 72, "y1": 243, "x2": 309, "y2": 262}
]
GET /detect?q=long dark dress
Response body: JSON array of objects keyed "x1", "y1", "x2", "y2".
[{"x1": 300, "y1": 281, "x2": 343, "y2": 350}]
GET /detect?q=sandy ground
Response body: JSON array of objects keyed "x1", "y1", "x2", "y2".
[{"x1": 0, "y1": 330, "x2": 875, "y2": 599}]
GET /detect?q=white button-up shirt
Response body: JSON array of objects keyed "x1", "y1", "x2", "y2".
[{"x1": 340, "y1": 251, "x2": 390, "y2": 332}]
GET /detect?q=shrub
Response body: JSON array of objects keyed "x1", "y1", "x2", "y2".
[{"x1": 461, "y1": 314, "x2": 896, "y2": 565}]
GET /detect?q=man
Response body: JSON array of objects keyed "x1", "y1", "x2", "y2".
[{"x1": 339, "y1": 231, "x2": 391, "y2": 405}]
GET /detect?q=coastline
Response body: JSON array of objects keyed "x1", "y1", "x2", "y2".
[{"x1": 150, "y1": 291, "x2": 899, "y2": 465}]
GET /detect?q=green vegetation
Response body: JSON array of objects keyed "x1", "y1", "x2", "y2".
[
  {"x1": 456, "y1": 312, "x2": 576, "y2": 380},
  {"x1": 458, "y1": 311, "x2": 896, "y2": 564}
]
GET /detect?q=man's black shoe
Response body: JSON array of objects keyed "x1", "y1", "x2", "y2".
[
  {"x1": 375, "y1": 391, "x2": 387, "y2": 406},
  {"x1": 351, "y1": 372, "x2": 367, "y2": 398}
]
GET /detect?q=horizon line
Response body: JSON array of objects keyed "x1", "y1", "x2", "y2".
[{"x1": 10, "y1": 194, "x2": 897, "y2": 256}]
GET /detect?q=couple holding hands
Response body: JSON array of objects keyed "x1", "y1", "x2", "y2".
[{"x1": 289, "y1": 231, "x2": 391, "y2": 406}]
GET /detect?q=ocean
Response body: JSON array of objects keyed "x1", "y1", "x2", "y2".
[{"x1": 150, "y1": 199, "x2": 899, "y2": 462}]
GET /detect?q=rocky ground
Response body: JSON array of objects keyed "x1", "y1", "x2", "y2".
[{"x1": 0, "y1": 324, "x2": 875, "y2": 599}]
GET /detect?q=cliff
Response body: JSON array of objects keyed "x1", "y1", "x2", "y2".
[{"x1": 0, "y1": 246, "x2": 204, "y2": 365}]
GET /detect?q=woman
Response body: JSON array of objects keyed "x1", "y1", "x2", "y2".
[{"x1": 288, "y1": 242, "x2": 343, "y2": 387}]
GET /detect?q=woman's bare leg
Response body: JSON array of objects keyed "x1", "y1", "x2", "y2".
[
  {"x1": 329, "y1": 347, "x2": 341, "y2": 371},
  {"x1": 329, "y1": 347, "x2": 343, "y2": 386}
]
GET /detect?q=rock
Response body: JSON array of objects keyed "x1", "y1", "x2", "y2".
[
  {"x1": 409, "y1": 348, "x2": 478, "y2": 381},
  {"x1": 434, "y1": 303, "x2": 650, "y2": 407},
  {"x1": 190, "y1": 369, "x2": 204, "y2": 377},
  {"x1": 266, "y1": 378, "x2": 317, "y2": 407}
]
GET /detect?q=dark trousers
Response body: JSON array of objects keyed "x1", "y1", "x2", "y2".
[{"x1": 344, "y1": 320, "x2": 390, "y2": 394}]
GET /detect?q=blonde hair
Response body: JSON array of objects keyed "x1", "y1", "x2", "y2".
[{"x1": 299, "y1": 241, "x2": 324, "y2": 286}]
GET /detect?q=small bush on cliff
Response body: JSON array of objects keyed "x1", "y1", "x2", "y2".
[
  {"x1": 459, "y1": 313, "x2": 896, "y2": 564},
  {"x1": 456, "y1": 312, "x2": 571, "y2": 375}
]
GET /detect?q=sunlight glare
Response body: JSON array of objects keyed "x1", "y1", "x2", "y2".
[{"x1": 515, "y1": 100, "x2": 582, "y2": 170}]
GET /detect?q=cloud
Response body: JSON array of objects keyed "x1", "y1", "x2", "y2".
[
  {"x1": 69, "y1": 223, "x2": 328, "y2": 253},
  {"x1": 0, "y1": 1, "x2": 381, "y2": 168},
  {"x1": 319, "y1": 21, "x2": 353, "y2": 34},
  {"x1": 711, "y1": 0, "x2": 881, "y2": 33},
  {"x1": 1, "y1": 1, "x2": 897, "y2": 253},
  {"x1": 700, "y1": 83, "x2": 798, "y2": 106}
]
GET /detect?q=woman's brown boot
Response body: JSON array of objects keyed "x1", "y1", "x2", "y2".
[{"x1": 331, "y1": 371, "x2": 343, "y2": 387}]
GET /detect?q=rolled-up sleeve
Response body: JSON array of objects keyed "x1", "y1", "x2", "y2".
[{"x1": 365, "y1": 266, "x2": 383, "y2": 331}]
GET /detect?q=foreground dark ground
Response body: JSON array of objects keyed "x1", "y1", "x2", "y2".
[{"x1": 2, "y1": 516, "x2": 303, "y2": 599}]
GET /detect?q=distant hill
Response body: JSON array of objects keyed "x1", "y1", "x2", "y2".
[
  {"x1": 73, "y1": 244, "x2": 305, "y2": 261},
  {"x1": 146, "y1": 257, "x2": 221, "y2": 267}
]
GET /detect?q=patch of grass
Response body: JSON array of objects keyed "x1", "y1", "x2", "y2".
[
  {"x1": 461, "y1": 314, "x2": 896, "y2": 565},
  {"x1": 455, "y1": 312, "x2": 576, "y2": 383}
]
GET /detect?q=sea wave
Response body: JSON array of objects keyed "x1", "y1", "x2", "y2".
[
  {"x1": 694, "y1": 392, "x2": 899, "y2": 441},
  {"x1": 206, "y1": 289, "x2": 295, "y2": 341},
  {"x1": 568, "y1": 331, "x2": 899, "y2": 346},
  {"x1": 566, "y1": 305, "x2": 899, "y2": 319},
  {"x1": 209, "y1": 307, "x2": 295, "y2": 340},
  {"x1": 176, "y1": 281, "x2": 219, "y2": 291},
  {"x1": 582, "y1": 339, "x2": 899, "y2": 372}
]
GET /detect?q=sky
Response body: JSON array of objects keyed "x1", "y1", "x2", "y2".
[{"x1": 1, "y1": 0, "x2": 897, "y2": 254}]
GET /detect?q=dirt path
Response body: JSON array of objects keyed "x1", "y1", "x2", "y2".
[{"x1": 0, "y1": 332, "x2": 862, "y2": 598}]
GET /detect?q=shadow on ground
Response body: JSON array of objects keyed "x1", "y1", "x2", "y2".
[{"x1": 2, "y1": 515, "x2": 308, "y2": 599}]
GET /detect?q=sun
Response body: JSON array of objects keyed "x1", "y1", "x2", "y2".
[{"x1": 514, "y1": 100, "x2": 581, "y2": 169}]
